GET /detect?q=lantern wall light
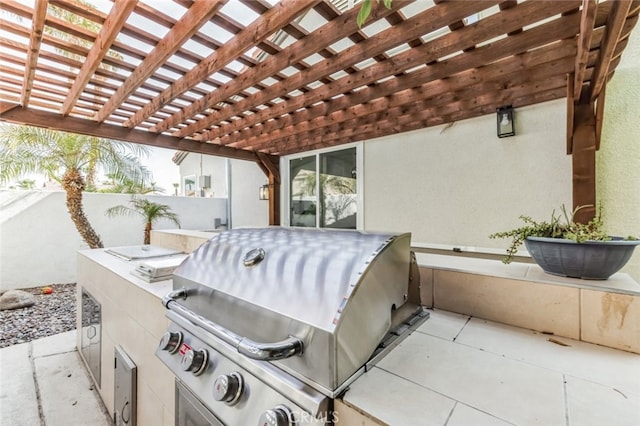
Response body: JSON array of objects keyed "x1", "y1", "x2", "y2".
[
  {"x1": 259, "y1": 184, "x2": 269, "y2": 200},
  {"x1": 497, "y1": 105, "x2": 515, "y2": 138}
]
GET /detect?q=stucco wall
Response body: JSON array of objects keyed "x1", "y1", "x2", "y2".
[
  {"x1": 177, "y1": 153, "x2": 227, "y2": 198},
  {"x1": 363, "y1": 99, "x2": 572, "y2": 249},
  {"x1": 0, "y1": 191, "x2": 226, "y2": 290},
  {"x1": 597, "y1": 27, "x2": 640, "y2": 281},
  {"x1": 229, "y1": 158, "x2": 269, "y2": 229},
  {"x1": 176, "y1": 154, "x2": 268, "y2": 228}
]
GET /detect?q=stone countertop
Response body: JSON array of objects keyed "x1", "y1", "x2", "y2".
[
  {"x1": 416, "y1": 252, "x2": 640, "y2": 296},
  {"x1": 78, "y1": 246, "x2": 187, "y2": 299}
]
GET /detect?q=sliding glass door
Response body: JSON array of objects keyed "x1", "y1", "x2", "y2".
[
  {"x1": 290, "y1": 155, "x2": 317, "y2": 227},
  {"x1": 289, "y1": 147, "x2": 358, "y2": 229}
]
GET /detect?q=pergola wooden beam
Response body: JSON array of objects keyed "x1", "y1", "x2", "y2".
[
  {"x1": 7, "y1": 0, "x2": 224, "y2": 110},
  {"x1": 588, "y1": 0, "x2": 632, "y2": 101},
  {"x1": 595, "y1": 82, "x2": 606, "y2": 150},
  {"x1": 94, "y1": 0, "x2": 227, "y2": 123},
  {"x1": 60, "y1": 0, "x2": 137, "y2": 116},
  {"x1": 0, "y1": 104, "x2": 270, "y2": 163},
  {"x1": 256, "y1": 152, "x2": 281, "y2": 226},
  {"x1": 137, "y1": 0, "x2": 398, "y2": 133},
  {"x1": 257, "y1": 152, "x2": 280, "y2": 226},
  {"x1": 195, "y1": 0, "x2": 578, "y2": 144},
  {"x1": 230, "y1": 16, "x2": 580, "y2": 150},
  {"x1": 152, "y1": 0, "x2": 319, "y2": 137},
  {"x1": 268, "y1": 76, "x2": 573, "y2": 154},
  {"x1": 573, "y1": 0, "x2": 597, "y2": 100},
  {"x1": 2, "y1": 0, "x2": 638, "y2": 174},
  {"x1": 571, "y1": 103, "x2": 597, "y2": 223},
  {"x1": 566, "y1": 74, "x2": 575, "y2": 154},
  {"x1": 565, "y1": 1, "x2": 635, "y2": 222},
  {"x1": 267, "y1": 73, "x2": 569, "y2": 155},
  {"x1": 127, "y1": 0, "x2": 322, "y2": 132},
  {"x1": 243, "y1": 50, "x2": 576, "y2": 152},
  {"x1": 278, "y1": 86, "x2": 567, "y2": 156},
  {"x1": 21, "y1": 0, "x2": 47, "y2": 107},
  {"x1": 184, "y1": 0, "x2": 504, "y2": 141},
  {"x1": 0, "y1": 101, "x2": 21, "y2": 115}
]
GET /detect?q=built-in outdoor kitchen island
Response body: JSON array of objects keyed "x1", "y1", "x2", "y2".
[{"x1": 77, "y1": 229, "x2": 640, "y2": 426}]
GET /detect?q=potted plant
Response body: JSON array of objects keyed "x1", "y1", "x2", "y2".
[{"x1": 490, "y1": 205, "x2": 640, "y2": 280}]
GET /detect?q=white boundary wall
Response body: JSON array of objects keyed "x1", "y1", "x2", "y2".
[{"x1": 0, "y1": 192, "x2": 226, "y2": 290}]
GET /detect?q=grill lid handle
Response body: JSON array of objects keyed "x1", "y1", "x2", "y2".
[
  {"x1": 162, "y1": 288, "x2": 304, "y2": 361},
  {"x1": 237, "y1": 336, "x2": 303, "y2": 361}
]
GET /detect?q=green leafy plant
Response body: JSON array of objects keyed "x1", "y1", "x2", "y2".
[
  {"x1": 489, "y1": 205, "x2": 623, "y2": 264},
  {"x1": 357, "y1": 0, "x2": 393, "y2": 28}
]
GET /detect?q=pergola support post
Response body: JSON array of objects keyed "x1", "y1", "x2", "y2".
[
  {"x1": 267, "y1": 173, "x2": 280, "y2": 226},
  {"x1": 257, "y1": 153, "x2": 281, "y2": 226},
  {"x1": 570, "y1": 102, "x2": 598, "y2": 223}
]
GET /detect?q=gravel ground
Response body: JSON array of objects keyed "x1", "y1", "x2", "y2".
[{"x1": 0, "y1": 283, "x2": 76, "y2": 348}]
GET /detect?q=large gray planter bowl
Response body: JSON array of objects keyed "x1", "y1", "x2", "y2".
[{"x1": 524, "y1": 237, "x2": 640, "y2": 280}]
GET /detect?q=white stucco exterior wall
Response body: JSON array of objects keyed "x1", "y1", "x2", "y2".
[
  {"x1": 175, "y1": 153, "x2": 268, "y2": 229},
  {"x1": 598, "y1": 27, "x2": 640, "y2": 281},
  {"x1": 230, "y1": 159, "x2": 269, "y2": 229},
  {"x1": 363, "y1": 99, "x2": 572, "y2": 249},
  {"x1": 177, "y1": 153, "x2": 228, "y2": 198},
  {"x1": 0, "y1": 191, "x2": 226, "y2": 290}
]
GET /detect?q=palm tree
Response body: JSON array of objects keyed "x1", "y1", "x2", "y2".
[
  {"x1": 105, "y1": 197, "x2": 181, "y2": 245},
  {"x1": 0, "y1": 124, "x2": 151, "y2": 248},
  {"x1": 99, "y1": 174, "x2": 164, "y2": 194},
  {"x1": 16, "y1": 179, "x2": 36, "y2": 190}
]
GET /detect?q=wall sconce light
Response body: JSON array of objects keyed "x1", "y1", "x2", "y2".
[
  {"x1": 259, "y1": 184, "x2": 269, "y2": 200},
  {"x1": 496, "y1": 105, "x2": 515, "y2": 138}
]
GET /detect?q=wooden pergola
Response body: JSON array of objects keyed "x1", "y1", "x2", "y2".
[{"x1": 1, "y1": 0, "x2": 638, "y2": 224}]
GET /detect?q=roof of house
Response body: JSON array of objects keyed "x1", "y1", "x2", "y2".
[{"x1": 1, "y1": 0, "x2": 638, "y2": 165}]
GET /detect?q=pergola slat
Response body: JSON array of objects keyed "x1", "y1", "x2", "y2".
[
  {"x1": 588, "y1": 0, "x2": 632, "y2": 101},
  {"x1": 94, "y1": 0, "x2": 228, "y2": 123},
  {"x1": 134, "y1": 0, "x2": 400, "y2": 132},
  {"x1": 184, "y1": 0, "x2": 505, "y2": 141},
  {"x1": 265, "y1": 67, "x2": 572, "y2": 154},
  {"x1": 574, "y1": 0, "x2": 597, "y2": 101},
  {"x1": 241, "y1": 43, "x2": 577, "y2": 152},
  {"x1": 0, "y1": 0, "x2": 637, "y2": 158},
  {"x1": 194, "y1": 0, "x2": 579, "y2": 144},
  {"x1": 60, "y1": 0, "x2": 137, "y2": 115},
  {"x1": 21, "y1": 0, "x2": 48, "y2": 107},
  {"x1": 129, "y1": 0, "x2": 322, "y2": 131}
]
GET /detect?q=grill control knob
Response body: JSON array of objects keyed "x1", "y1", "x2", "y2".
[
  {"x1": 181, "y1": 348, "x2": 208, "y2": 376},
  {"x1": 213, "y1": 372, "x2": 243, "y2": 405},
  {"x1": 159, "y1": 331, "x2": 182, "y2": 354},
  {"x1": 258, "y1": 405, "x2": 294, "y2": 426}
]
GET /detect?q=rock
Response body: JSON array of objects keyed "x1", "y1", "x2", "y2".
[{"x1": 0, "y1": 290, "x2": 36, "y2": 310}]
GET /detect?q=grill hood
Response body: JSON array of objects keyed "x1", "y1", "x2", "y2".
[{"x1": 169, "y1": 227, "x2": 417, "y2": 395}]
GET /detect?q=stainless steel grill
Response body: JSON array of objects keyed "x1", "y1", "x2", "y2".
[{"x1": 156, "y1": 227, "x2": 427, "y2": 425}]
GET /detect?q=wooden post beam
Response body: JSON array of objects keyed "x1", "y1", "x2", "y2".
[
  {"x1": 572, "y1": 103, "x2": 597, "y2": 223},
  {"x1": 257, "y1": 153, "x2": 281, "y2": 226}
]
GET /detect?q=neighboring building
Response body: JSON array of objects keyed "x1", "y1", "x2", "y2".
[{"x1": 172, "y1": 152, "x2": 268, "y2": 229}]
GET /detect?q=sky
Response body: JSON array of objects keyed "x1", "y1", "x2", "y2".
[{"x1": 141, "y1": 146, "x2": 181, "y2": 195}]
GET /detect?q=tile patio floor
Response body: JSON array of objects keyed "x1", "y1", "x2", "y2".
[
  {"x1": 1, "y1": 310, "x2": 638, "y2": 426},
  {"x1": 342, "y1": 309, "x2": 640, "y2": 426},
  {"x1": 0, "y1": 330, "x2": 110, "y2": 426}
]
